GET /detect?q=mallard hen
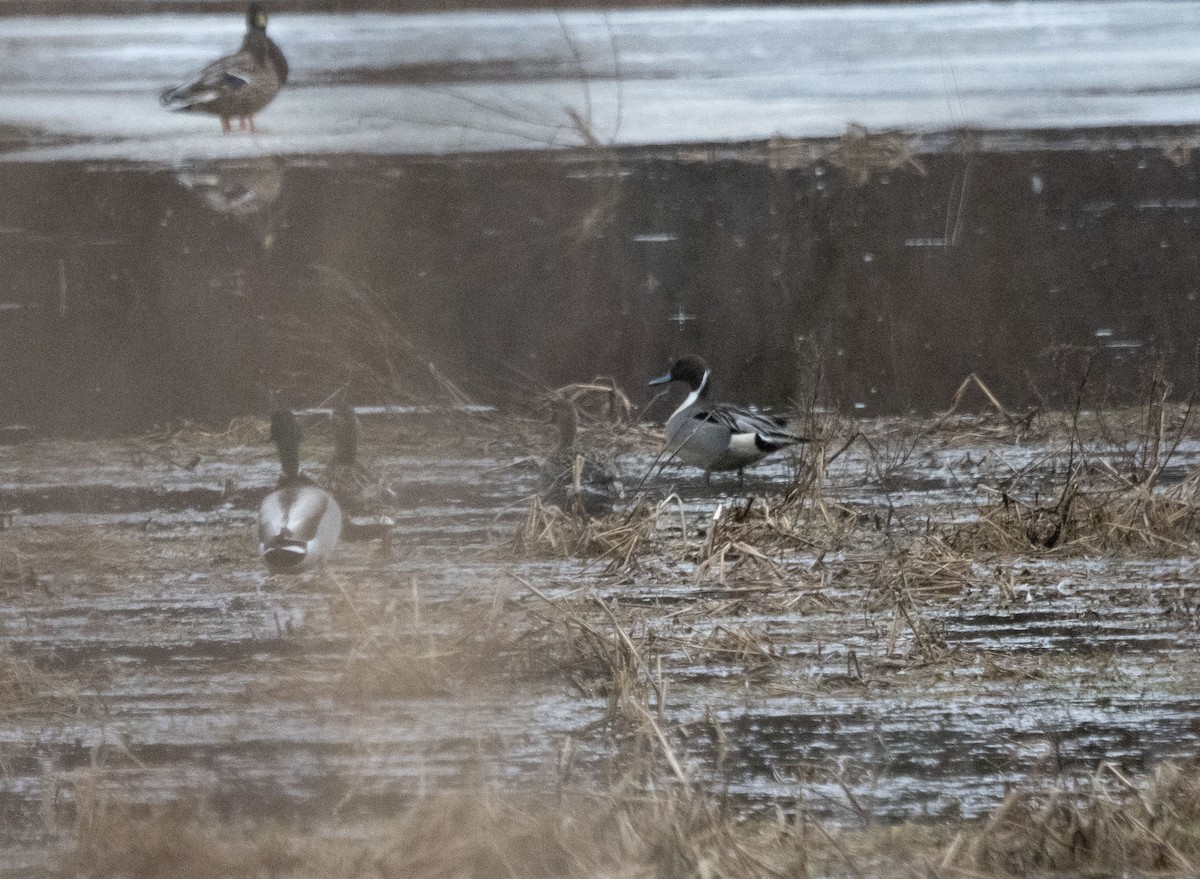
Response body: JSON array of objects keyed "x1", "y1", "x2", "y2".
[
  {"x1": 160, "y1": 3, "x2": 289, "y2": 134},
  {"x1": 538, "y1": 396, "x2": 623, "y2": 517}
]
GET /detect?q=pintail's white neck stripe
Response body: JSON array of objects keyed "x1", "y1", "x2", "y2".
[{"x1": 672, "y1": 370, "x2": 709, "y2": 420}]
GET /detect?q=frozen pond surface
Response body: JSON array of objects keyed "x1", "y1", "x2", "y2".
[{"x1": 5, "y1": 2, "x2": 1200, "y2": 160}]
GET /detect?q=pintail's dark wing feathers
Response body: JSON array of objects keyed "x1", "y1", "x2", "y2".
[{"x1": 690, "y1": 403, "x2": 804, "y2": 443}]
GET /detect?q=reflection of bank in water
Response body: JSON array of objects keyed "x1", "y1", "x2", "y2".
[{"x1": 173, "y1": 156, "x2": 283, "y2": 218}]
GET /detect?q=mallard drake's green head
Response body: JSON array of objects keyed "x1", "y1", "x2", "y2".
[
  {"x1": 270, "y1": 409, "x2": 301, "y2": 480},
  {"x1": 248, "y1": 3, "x2": 268, "y2": 32}
]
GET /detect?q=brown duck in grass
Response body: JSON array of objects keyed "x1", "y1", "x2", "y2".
[
  {"x1": 160, "y1": 3, "x2": 288, "y2": 134},
  {"x1": 538, "y1": 396, "x2": 623, "y2": 518}
]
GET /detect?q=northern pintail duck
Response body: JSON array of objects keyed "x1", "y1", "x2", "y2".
[
  {"x1": 538, "y1": 396, "x2": 623, "y2": 517},
  {"x1": 160, "y1": 3, "x2": 289, "y2": 134},
  {"x1": 258, "y1": 410, "x2": 342, "y2": 571},
  {"x1": 648, "y1": 355, "x2": 805, "y2": 478}
]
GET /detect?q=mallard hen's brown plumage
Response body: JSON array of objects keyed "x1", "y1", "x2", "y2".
[
  {"x1": 538, "y1": 396, "x2": 623, "y2": 518},
  {"x1": 160, "y1": 3, "x2": 288, "y2": 134}
]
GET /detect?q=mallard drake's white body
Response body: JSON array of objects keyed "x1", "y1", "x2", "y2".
[
  {"x1": 538, "y1": 396, "x2": 623, "y2": 517},
  {"x1": 160, "y1": 3, "x2": 289, "y2": 134},
  {"x1": 649, "y1": 355, "x2": 805, "y2": 477},
  {"x1": 258, "y1": 410, "x2": 341, "y2": 571}
]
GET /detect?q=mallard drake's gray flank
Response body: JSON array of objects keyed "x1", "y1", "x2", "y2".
[
  {"x1": 160, "y1": 3, "x2": 289, "y2": 134},
  {"x1": 648, "y1": 355, "x2": 805, "y2": 478},
  {"x1": 258, "y1": 409, "x2": 342, "y2": 571},
  {"x1": 538, "y1": 395, "x2": 623, "y2": 517}
]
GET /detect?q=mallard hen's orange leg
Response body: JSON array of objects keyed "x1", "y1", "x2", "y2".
[
  {"x1": 238, "y1": 117, "x2": 247, "y2": 131},
  {"x1": 220, "y1": 117, "x2": 232, "y2": 134},
  {"x1": 248, "y1": 116, "x2": 257, "y2": 133}
]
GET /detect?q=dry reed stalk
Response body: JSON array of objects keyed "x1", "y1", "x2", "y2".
[
  {"x1": 57, "y1": 779, "x2": 816, "y2": 879},
  {"x1": 511, "y1": 494, "x2": 662, "y2": 574},
  {"x1": 955, "y1": 761, "x2": 1200, "y2": 875},
  {"x1": 0, "y1": 645, "x2": 78, "y2": 719},
  {"x1": 831, "y1": 123, "x2": 924, "y2": 187},
  {"x1": 546, "y1": 379, "x2": 635, "y2": 425}
]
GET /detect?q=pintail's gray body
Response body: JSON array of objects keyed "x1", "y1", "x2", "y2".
[{"x1": 650, "y1": 356, "x2": 804, "y2": 475}]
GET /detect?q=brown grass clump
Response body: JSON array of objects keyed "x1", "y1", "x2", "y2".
[
  {"x1": 0, "y1": 645, "x2": 76, "y2": 719},
  {"x1": 137, "y1": 415, "x2": 270, "y2": 457},
  {"x1": 56, "y1": 784, "x2": 811, "y2": 879},
  {"x1": 60, "y1": 800, "x2": 308, "y2": 879},
  {"x1": 954, "y1": 761, "x2": 1200, "y2": 875},
  {"x1": 519, "y1": 579, "x2": 782, "y2": 761},
  {"x1": 946, "y1": 362, "x2": 1200, "y2": 554},
  {"x1": 949, "y1": 470, "x2": 1200, "y2": 555},
  {"x1": 831, "y1": 123, "x2": 923, "y2": 187},
  {"x1": 511, "y1": 495, "x2": 660, "y2": 573}
]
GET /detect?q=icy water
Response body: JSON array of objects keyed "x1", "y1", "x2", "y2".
[
  {"x1": 3, "y1": 2, "x2": 1200, "y2": 869},
  {"x1": 4, "y1": 4, "x2": 1200, "y2": 430},
  {"x1": 1, "y1": 414, "x2": 1199, "y2": 865},
  {"x1": 9, "y1": 4, "x2": 1200, "y2": 159}
]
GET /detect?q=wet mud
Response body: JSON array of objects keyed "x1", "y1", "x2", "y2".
[{"x1": 2, "y1": 407, "x2": 1199, "y2": 871}]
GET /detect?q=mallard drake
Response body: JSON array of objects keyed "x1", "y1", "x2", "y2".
[
  {"x1": 258, "y1": 410, "x2": 342, "y2": 571},
  {"x1": 538, "y1": 396, "x2": 623, "y2": 517},
  {"x1": 648, "y1": 355, "x2": 805, "y2": 479},
  {"x1": 160, "y1": 3, "x2": 289, "y2": 134}
]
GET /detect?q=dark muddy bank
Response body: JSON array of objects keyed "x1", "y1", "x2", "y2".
[{"x1": 3, "y1": 131, "x2": 1200, "y2": 434}]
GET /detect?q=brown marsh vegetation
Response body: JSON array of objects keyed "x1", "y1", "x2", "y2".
[{"x1": 3, "y1": 364, "x2": 1200, "y2": 878}]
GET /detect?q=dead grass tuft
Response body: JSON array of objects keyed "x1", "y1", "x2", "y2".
[
  {"x1": 57, "y1": 781, "x2": 812, "y2": 879},
  {"x1": 949, "y1": 470, "x2": 1200, "y2": 554},
  {"x1": 511, "y1": 495, "x2": 660, "y2": 573},
  {"x1": 832, "y1": 123, "x2": 924, "y2": 187},
  {"x1": 955, "y1": 761, "x2": 1200, "y2": 875},
  {"x1": 0, "y1": 646, "x2": 77, "y2": 719},
  {"x1": 60, "y1": 800, "x2": 308, "y2": 879}
]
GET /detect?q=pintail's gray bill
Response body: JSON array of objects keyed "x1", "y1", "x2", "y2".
[{"x1": 648, "y1": 372, "x2": 672, "y2": 386}]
